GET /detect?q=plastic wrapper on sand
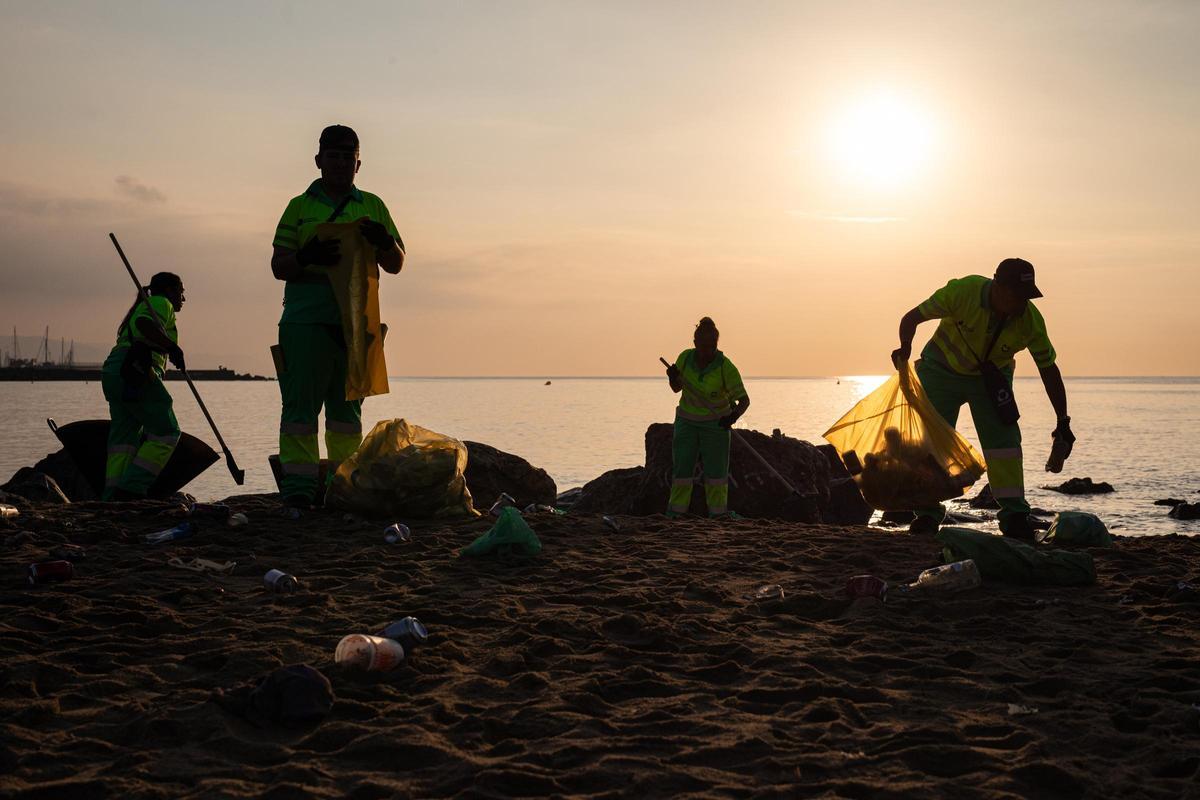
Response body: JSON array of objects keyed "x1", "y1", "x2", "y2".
[
  {"x1": 326, "y1": 419, "x2": 478, "y2": 519},
  {"x1": 823, "y1": 364, "x2": 986, "y2": 511}
]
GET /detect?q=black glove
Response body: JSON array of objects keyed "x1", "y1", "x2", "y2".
[
  {"x1": 296, "y1": 235, "x2": 340, "y2": 268},
  {"x1": 666, "y1": 364, "x2": 680, "y2": 381},
  {"x1": 718, "y1": 414, "x2": 736, "y2": 429},
  {"x1": 890, "y1": 344, "x2": 911, "y2": 369},
  {"x1": 360, "y1": 219, "x2": 394, "y2": 250},
  {"x1": 167, "y1": 344, "x2": 186, "y2": 372},
  {"x1": 1053, "y1": 416, "x2": 1076, "y2": 447}
]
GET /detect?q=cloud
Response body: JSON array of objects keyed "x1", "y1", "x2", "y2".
[
  {"x1": 114, "y1": 175, "x2": 167, "y2": 204},
  {"x1": 788, "y1": 210, "x2": 903, "y2": 224}
]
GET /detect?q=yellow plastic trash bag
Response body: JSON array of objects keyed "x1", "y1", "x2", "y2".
[
  {"x1": 315, "y1": 219, "x2": 389, "y2": 401},
  {"x1": 823, "y1": 364, "x2": 986, "y2": 511},
  {"x1": 326, "y1": 419, "x2": 478, "y2": 519}
]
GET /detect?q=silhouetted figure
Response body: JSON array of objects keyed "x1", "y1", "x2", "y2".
[
  {"x1": 891, "y1": 258, "x2": 1074, "y2": 540},
  {"x1": 100, "y1": 272, "x2": 186, "y2": 500},
  {"x1": 269, "y1": 125, "x2": 405, "y2": 510},
  {"x1": 665, "y1": 317, "x2": 751, "y2": 517}
]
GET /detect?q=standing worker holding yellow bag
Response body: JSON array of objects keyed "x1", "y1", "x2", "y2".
[
  {"x1": 270, "y1": 125, "x2": 404, "y2": 511},
  {"x1": 890, "y1": 259, "x2": 1074, "y2": 540},
  {"x1": 664, "y1": 317, "x2": 750, "y2": 517}
]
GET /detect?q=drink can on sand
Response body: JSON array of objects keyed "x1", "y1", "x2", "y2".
[
  {"x1": 378, "y1": 617, "x2": 429, "y2": 652},
  {"x1": 264, "y1": 569, "x2": 299, "y2": 592},
  {"x1": 384, "y1": 523, "x2": 412, "y2": 544},
  {"x1": 602, "y1": 515, "x2": 621, "y2": 532},
  {"x1": 489, "y1": 493, "x2": 517, "y2": 517},
  {"x1": 845, "y1": 575, "x2": 888, "y2": 601},
  {"x1": 335, "y1": 634, "x2": 405, "y2": 672},
  {"x1": 227, "y1": 512, "x2": 249, "y2": 528},
  {"x1": 144, "y1": 521, "x2": 198, "y2": 545},
  {"x1": 27, "y1": 560, "x2": 74, "y2": 586},
  {"x1": 1, "y1": 504, "x2": 19, "y2": 518},
  {"x1": 752, "y1": 583, "x2": 785, "y2": 601}
]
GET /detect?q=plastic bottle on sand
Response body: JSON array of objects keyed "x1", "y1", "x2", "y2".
[
  {"x1": 905, "y1": 560, "x2": 981, "y2": 594},
  {"x1": 334, "y1": 634, "x2": 405, "y2": 672},
  {"x1": 144, "y1": 521, "x2": 198, "y2": 545}
]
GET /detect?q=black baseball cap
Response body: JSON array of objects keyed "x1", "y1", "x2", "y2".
[
  {"x1": 994, "y1": 258, "x2": 1043, "y2": 299},
  {"x1": 319, "y1": 125, "x2": 359, "y2": 151}
]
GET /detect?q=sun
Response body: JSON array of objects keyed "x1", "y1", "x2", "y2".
[{"x1": 825, "y1": 90, "x2": 937, "y2": 190}]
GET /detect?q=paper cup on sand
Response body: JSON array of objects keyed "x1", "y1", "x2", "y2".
[{"x1": 334, "y1": 634, "x2": 405, "y2": 672}]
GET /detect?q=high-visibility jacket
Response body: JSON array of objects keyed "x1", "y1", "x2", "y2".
[
  {"x1": 108, "y1": 295, "x2": 178, "y2": 379},
  {"x1": 272, "y1": 179, "x2": 403, "y2": 326},
  {"x1": 674, "y1": 349, "x2": 747, "y2": 422},
  {"x1": 918, "y1": 275, "x2": 1056, "y2": 376}
]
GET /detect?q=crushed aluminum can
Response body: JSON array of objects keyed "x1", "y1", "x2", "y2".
[
  {"x1": 489, "y1": 493, "x2": 518, "y2": 517},
  {"x1": 377, "y1": 616, "x2": 429, "y2": 652},
  {"x1": 602, "y1": 515, "x2": 621, "y2": 532},
  {"x1": 844, "y1": 575, "x2": 888, "y2": 602},
  {"x1": 384, "y1": 523, "x2": 412, "y2": 544},
  {"x1": 227, "y1": 512, "x2": 249, "y2": 528},
  {"x1": 751, "y1": 583, "x2": 785, "y2": 602},
  {"x1": 27, "y1": 560, "x2": 74, "y2": 586}
]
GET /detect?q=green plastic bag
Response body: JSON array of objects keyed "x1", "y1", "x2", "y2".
[
  {"x1": 1041, "y1": 511, "x2": 1112, "y2": 548},
  {"x1": 936, "y1": 527, "x2": 1096, "y2": 586},
  {"x1": 460, "y1": 507, "x2": 542, "y2": 557}
]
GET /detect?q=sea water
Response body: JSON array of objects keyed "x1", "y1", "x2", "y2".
[{"x1": 1, "y1": 376, "x2": 1197, "y2": 536}]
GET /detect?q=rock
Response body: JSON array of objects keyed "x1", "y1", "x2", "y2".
[
  {"x1": 463, "y1": 441, "x2": 557, "y2": 509},
  {"x1": 0, "y1": 468, "x2": 70, "y2": 505},
  {"x1": 32, "y1": 448, "x2": 97, "y2": 502},
  {"x1": 1044, "y1": 477, "x2": 1115, "y2": 495},
  {"x1": 1154, "y1": 498, "x2": 1186, "y2": 507},
  {"x1": 571, "y1": 467, "x2": 647, "y2": 514},
  {"x1": 815, "y1": 444, "x2": 872, "y2": 525},
  {"x1": 554, "y1": 486, "x2": 583, "y2": 510},
  {"x1": 1168, "y1": 502, "x2": 1200, "y2": 521},
  {"x1": 967, "y1": 484, "x2": 1000, "y2": 509},
  {"x1": 572, "y1": 423, "x2": 841, "y2": 522}
]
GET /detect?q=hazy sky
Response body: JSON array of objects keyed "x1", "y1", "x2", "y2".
[{"x1": 1, "y1": 1, "x2": 1197, "y2": 375}]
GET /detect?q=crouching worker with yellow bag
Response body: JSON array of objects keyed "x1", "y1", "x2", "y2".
[
  {"x1": 890, "y1": 259, "x2": 1074, "y2": 540},
  {"x1": 100, "y1": 272, "x2": 186, "y2": 500},
  {"x1": 270, "y1": 125, "x2": 403, "y2": 512}
]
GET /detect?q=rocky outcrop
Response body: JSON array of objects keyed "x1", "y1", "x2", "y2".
[
  {"x1": 1168, "y1": 502, "x2": 1200, "y2": 521},
  {"x1": 33, "y1": 448, "x2": 97, "y2": 502},
  {"x1": 571, "y1": 423, "x2": 870, "y2": 524},
  {"x1": 1, "y1": 467, "x2": 70, "y2": 505},
  {"x1": 464, "y1": 441, "x2": 557, "y2": 510},
  {"x1": 1045, "y1": 477, "x2": 1115, "y2": 495}
]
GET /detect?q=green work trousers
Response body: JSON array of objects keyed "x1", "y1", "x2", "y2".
[
  {"x1": 914, "y1": 358, "x2": 1030, "y2": 531},
  {"x1": 100, "y1": 351, "x2": 180, "y2": 499},
  {"x1": 669, "y1": 415, "x2": 731, "y2": 516},
  {"x1": 278, "y1": 323, "x2": 363, "y2": 502}
]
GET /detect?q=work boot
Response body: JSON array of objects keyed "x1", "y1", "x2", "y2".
[
  {"x1": 1001, "y1": 514, "x2": 1037, "y2": 542},
  {"x1": 908, "y1": 515, "x2": 940, "y2": 535}
]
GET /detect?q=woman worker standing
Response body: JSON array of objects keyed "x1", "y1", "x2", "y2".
[
  {"x1": 100, "y1": 272, "x2": 187, "y2": 500},
  {"x1": 665, "y1": 317, "x2": 750, "y2": 517}
]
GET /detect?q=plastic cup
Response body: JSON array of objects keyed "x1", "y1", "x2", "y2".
[{"x1": 334, "y1": 634, "x2": 405, "y2": 672}]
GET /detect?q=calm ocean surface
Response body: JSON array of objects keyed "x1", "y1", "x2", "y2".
[{"x1": 1, "y1": 377, "x2": 1197, "y2": 536}]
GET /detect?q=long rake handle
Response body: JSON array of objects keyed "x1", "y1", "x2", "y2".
[{"x1": 109, "y1": 233, "x2": 245, "y2": 485}]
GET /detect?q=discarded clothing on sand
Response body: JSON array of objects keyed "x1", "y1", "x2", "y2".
[{"x1": 936, "y1": 527, "x2": 1096, "y2": 586}]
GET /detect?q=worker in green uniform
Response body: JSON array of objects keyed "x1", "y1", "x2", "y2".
[
  {"x1": 665, "y1": 317, "x2": 751, "y2": 517},
  {"x1": 271, "y1": 124, "x2": 405, "y2": 510},
  {"x1": 891, "y1": 258, "x2": 1074, "y2": 540},
  {"x1": 100, "y1": 272, "x2": 186, "y2": 500}
]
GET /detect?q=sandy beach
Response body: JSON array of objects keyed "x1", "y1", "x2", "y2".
[{"x1": 2, "y1": 497, "x2": 1198, "y2": 799}]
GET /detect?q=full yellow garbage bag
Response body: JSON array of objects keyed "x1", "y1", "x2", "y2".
[
  {"x1": 315, "y1": 219, "x2": 389, "y2": 401},
  {"x1": 823, "y1": 364, "x2": 986, "y2": 511},
  {"x1": 326, "y1": 419, "x2": 478, "y2": 519}
]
